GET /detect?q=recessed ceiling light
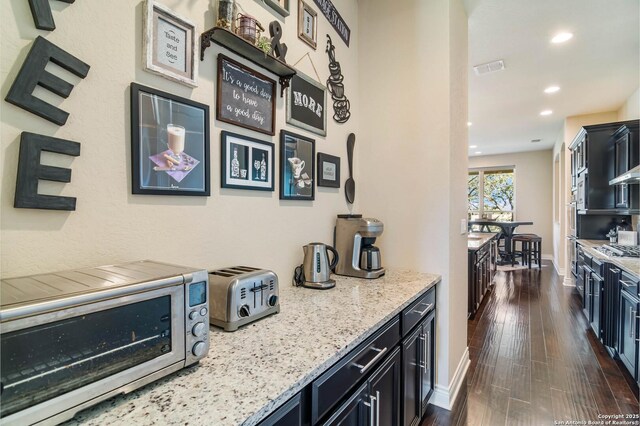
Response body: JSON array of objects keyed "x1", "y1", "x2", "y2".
[
  {"x1": 551, "y1": 32, "x2": 573, "y2": 44},
  {"x1": 540, "y1": 110, "x2": 553, "y2": 116},
  {"x1": 474, "y1": 151, "x2": 482, "y2": 155},
  {"x1": 469, "y1": 145, "x2": 478, "y2": 149},
  {"x1": 544, "y1": 86, "x2": 560, "y2": 94},
  {"x1": 467, "y1": 122, "x2": 473, "y2": 127}
]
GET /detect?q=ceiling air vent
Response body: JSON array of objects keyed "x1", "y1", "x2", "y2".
[
  {"x1": 531, "y1": 139, "x2": 542, "y2": 143},
  {"x1": 473, "y1": 60, "x2": 505, "y2": 75}
]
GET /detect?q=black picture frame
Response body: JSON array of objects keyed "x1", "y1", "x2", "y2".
[
  {"x1": 130, "y1": 83, "x2": 210, "y2": 196},
  {"x1": 280, "y1": 130, "x2": 315, "y2": 200},
  {"x1": 317, "y1": 152, "x2": 340, "y2": 188},
  {"x1": 216, "y1": 54, "x2": 276, "y2": 136},
  {"x1": 286, "y1": 72, "x2": 327, "y2": 136},
  {"x1": 221, "y1": 131, "x2": 275, "y2": 191}
]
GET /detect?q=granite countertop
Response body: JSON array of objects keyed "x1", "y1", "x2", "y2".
[
  {"x1": 577, "y1": 239, "x2": 640, "y2": 277},
  {"x1": 66, "y1": 269, "x2": 441, "y2": 426},
  {"x1": 467, "y1": 232, "x2": 498, "y2": 251}
]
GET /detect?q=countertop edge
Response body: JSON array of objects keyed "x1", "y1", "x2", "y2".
[
  {"x1": 467, "y1": 233, "x2": 498, "y2": 252},
  {"x1": 241, "y1": 275, "x2": 442, "y2": 426},
  {"x1": 576, "y1": 240, "x2": 640, "y2": 278}
]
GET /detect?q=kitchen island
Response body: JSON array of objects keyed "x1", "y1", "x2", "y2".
[
  {"x1": 65, "y1": 269, "x2": 441, "y2": 426},
  {"x1": 576, "y1": 239, "x2": 640, "y2": 276}
]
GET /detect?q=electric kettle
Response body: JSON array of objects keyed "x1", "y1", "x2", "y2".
[{"x1": 301, "y1": 242, "x2": 339, "y2": 289}]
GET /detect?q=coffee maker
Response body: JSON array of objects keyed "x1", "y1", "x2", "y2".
[{"x1": 334, "y1": 214, "x2": 385, "y2": 279}]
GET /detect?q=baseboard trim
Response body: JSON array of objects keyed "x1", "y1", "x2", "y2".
[
  {"x1": 545, "y1": 255, "x2": 565, "y2": 277},
  {"x1": 429, "y1": 347, "x2": 470, "y2": 410}
]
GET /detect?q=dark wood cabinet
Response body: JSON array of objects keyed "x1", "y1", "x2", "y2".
[
  {"x1": 468, "y1": 238, "x2": 495, "y2": 318},
  {"x1": 259, "y1": 394, "x2": 303, "y2": 426},
  {"x1": 591, "y1": 261, "x2": 604, "y2": 338},
  {"x1": 618, "y1": 289, "x2": 639, "y2": 381},
  {"x1": 323, "y1": 348, "x2": 401, "y2": 426},
  {"x1": 402, "y1": 327, "x2": 421, "y2": 426},
  {"x1": 322, "y1": 383, "x2": 369, "y2": 426},
  {"x1": 402, "y1": 310, "x2": 435, "y2": 426},
  {"x1": 369, "y1": 348, "x2": 402, "y2": 426},
  {"x1": 569, "y1": 120, "x2": 639, "y2": 214}
]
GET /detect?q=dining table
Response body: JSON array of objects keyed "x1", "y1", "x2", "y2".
[{"x1": 468, "y1": 220, "x2": 534, "y2": 265}]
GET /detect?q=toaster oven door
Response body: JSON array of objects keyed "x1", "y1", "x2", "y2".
[{"x1": 0, "y1": 285, "x2": 185, "y2": 425}]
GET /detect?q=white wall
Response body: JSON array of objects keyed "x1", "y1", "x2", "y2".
[
  {"x1": 1, "y1": 0, "x2": 360, "y2": 279},
  {"x1": 358, "y1": 0, "x2": 469, "y2": 409},
  {"x1": 469, "y1": 150, "x2": 553, "y2": 257},
  {"x1": 618, "y1": 87, "x2": 640, "y2": 120}
]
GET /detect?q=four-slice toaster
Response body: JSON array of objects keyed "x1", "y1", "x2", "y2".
[{"x1": 208, "y1": 266, "x2": 279, "y2": 331}]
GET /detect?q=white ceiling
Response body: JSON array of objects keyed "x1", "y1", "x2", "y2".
[{"x1": 464, "y1": 0, "x2": 640, "y2": 156}]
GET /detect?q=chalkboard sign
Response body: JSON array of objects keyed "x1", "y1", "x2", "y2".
[
  {"x1": 286, "y1": 72, "x2": 327, "y2": 136},
  {"x1": 217, "y1": 55, "x2": 276, "y2": 135}
]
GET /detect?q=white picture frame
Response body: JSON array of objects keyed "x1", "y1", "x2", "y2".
[
  {"x1": 298, "y1": 0, "x2": 317, "y2": 49},
  {"x1": 143, "y1": 0, "x2": 198, "y2": 87}
]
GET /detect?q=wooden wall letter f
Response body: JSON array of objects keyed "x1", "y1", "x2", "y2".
[
  {"x1": 28, "y1": 0, "x2": 76, "y2": 31},
  {"x1": 15, "y1": 132, "x2": 81, "y2": 211},
  {"x1": 5, "y1": 36, "x2": 89, "y2": 125}
]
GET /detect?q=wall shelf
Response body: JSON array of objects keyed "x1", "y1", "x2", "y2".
[{"x1": 200, "y1": 27, "x2": 296, "y2": 97}]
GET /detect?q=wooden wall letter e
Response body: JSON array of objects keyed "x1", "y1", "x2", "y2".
[
  {"x1": 28, "y1": 0, "x2": 75, "y2": 31},
  {"x1": 15, "y1": 132, "x2": 81, "y2": 211},
  {"x1": 5, "y1": 36, "x2": 90, "y2": 126}
]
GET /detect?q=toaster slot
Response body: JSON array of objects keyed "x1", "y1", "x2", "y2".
[
  {"x1": 232, "y1": 266, "x2": 260, "y2": 272},
  {"x1": 210, "y1": 271, "x2": 236, "y2": 277}
]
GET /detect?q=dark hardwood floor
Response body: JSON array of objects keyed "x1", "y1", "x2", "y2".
[{"x1": 421, "y1": 261, "x2": 639, "y2": 426}]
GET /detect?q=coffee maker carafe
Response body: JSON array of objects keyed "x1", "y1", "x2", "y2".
[{"x1": 334, "y1": 214, "x2": 385, "y2": 279}]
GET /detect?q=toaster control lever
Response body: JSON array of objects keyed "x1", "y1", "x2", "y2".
[
  {"x1": 250, "y1": 284, "x2": 268, "y2": 292},
  {"x1": 239, "y1": 304, "x2": 251, "y2": 318}
]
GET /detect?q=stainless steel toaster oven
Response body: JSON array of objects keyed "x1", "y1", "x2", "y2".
[{"x1": 0, "y1": 261, "x2": 210, "y2": 426}]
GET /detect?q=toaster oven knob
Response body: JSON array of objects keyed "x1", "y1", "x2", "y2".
[
  {"x1": 189, "y1": 311, "x2": 199, "y2": 320},
  {"x1": 192, "y1": 341, "x2": 206, "y2": 357},
  {"x1": 239, "y1": 304, "x2": 250, "y2": 318},
  {"x1": 192, "y1": 322, "x2": 206, "y2": 337},
  {"x1": 268, "y1": 295, "x2": 278, "y2": 307}
]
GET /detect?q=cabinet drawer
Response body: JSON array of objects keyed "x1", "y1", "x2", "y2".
[
  {"x1": 311, "y1": 316, "x2": 400, "y2": 424},
  {"x1": 402, "y1": 288, "x2": 436, "y2": 336},
  {"x1": 620, "y1": 270, "x2": 639, "y2": 297}
]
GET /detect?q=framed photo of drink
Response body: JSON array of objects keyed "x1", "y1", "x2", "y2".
[
  {"x1": 221, "y1": 131, "x2": 275, "y2": 191},
  {"x1": 130, "y1": 83, "x2": 210, "y2": 196},
  {"x1": 280, "y1": 130, "x2": 315, "y2": 200}
]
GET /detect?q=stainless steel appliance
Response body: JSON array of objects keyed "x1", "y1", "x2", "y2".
[
  {"x1": 302, "y1": 243, "x2": 339, "y2": 289},
  {"x1": 0, "y1": 261, "x2": 210, "y2": 426},
  {"x1": 334, "y1": 214, "x2": 385, "y2": 279},
  {"x1": 208, "y1": 266, "x2": 279, "y2": 331},
  {"x1": 596, "y1": 244, "x2": 640, "y2": 258}
]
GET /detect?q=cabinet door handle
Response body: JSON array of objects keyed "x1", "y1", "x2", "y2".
[
  {"x1": 610, "y1": 268, "x2": 621, "y2": 274},
  {"x1": 364, "y1": 394, "x2": 376, "y2": 426},
  {"x1": 426, "y1": 330, "x2": 431, "y2": 374},
  {"x1": 413, "y1": 303, "x2": 434, "y2": 316},
  {"x1": 631, "y1": 309, "x2": 637, "y2": 339},
  {"x1": 418, "y1": 334, "x2": 426, "y2": 369},
  {"x1": 375, "y1": 391, "x2": 380, "y2": 426},
  {"x1": 353, "y1": 347, "x2": 388, "y2": 374},
  {"x1": 620, "y1": 280, "x2": 633, "y2": 289}
]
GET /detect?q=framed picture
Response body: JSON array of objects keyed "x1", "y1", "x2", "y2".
[
  {"x1": 217, "y1": 55, "x2": 276, "y2": 136},
  {"x1": 317, "y1": 153, "x2": 340, "y2": 188},
  {"x1": 143, "y1": 1, "x2": 198, "y2": 87},
  {"x1": 221, "y1": 131, "x2": 274, "y2": 191},
  {"x1": 280, "y1": 130, "x2": 315, "y2": 200},
  {"x1": 259, "y1": 0, "x2": 290, "y2": 17},
  {"x1": 286, "y1": 72, "x2": 327, "y2": 136},
  {"x1": 298, "y1": 0, "x2": 317, "y2": 49},
  {"x1": 130, "y1": 83, "x2": 210, "y2": 196}
]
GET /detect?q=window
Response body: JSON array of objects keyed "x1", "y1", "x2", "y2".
[{"x1": 468, "y1": 167, "x2": 515, "y2": 221}]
